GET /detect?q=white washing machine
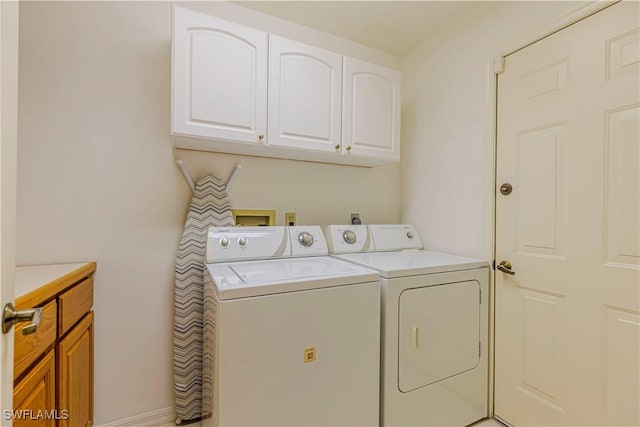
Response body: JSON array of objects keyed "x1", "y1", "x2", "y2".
[
  {"x1": 326, "y1": 224, "x2": 489, "y2": 427},
  {"x1": 202, "y1": 226, "x2": 381, "y2": 427}
]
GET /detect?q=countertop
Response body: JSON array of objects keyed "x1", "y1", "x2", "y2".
[{"x1": 15, "y1": 262, "x2": 96, "y2": 308}]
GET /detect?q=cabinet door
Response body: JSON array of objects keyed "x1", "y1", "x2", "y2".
[
  {"x1": 172, "y1": 6, "x2": 268, "y2": 144},
  {"x1": 58, "y1": 312, "x2": 93, "y2": 427},
  {"x1": 343, "y1": 58, "x2": 401, "y2": 161},
  {"x1": 14, "y1": 351, "x2": 56, "y2": 427},
  {"x1": 268, "y1": 35, "x2": 342, "y2": 153}
]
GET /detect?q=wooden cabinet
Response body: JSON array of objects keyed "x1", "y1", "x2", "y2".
[
  {"x1": 14, "y1": 263, "x2": 96, "y2": 427},
  {"x1": 14, "y1": 351, "x2": 56, "y2": 427},
  {"x1": 343, "y1": 57, "x2": 401, "y2": 162},
  {"x1": 268, "y1": 35, "x2": 342, "y2": 153},
  {"x1": 171, "y1": 6, "x2": 402, "y2": 167},
  {"x1": 58, "y1": 312, "x2": 93, "y2": 427},
  {"x1": 172, "y1": 6, "x2": 268, "y2": 145}
]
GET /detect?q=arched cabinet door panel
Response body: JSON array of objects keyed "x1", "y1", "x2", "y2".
[
  {"x1": 343, "y1": 58, "x2": 401, "y2": 161},
  {"x1": 268, "y1": 35, "x2": 342, "y2": 154},
  {"x1": 172, "y1": 6, "x2": 267, "y2": 145}
]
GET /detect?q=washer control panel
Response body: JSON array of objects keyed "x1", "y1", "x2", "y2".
[
  {"x1": 324, "y1": 225, "x2": 370, "y2": 254},
  {"x1": 207, "y1": 226, "x2": 328, "y2": 263},
  {"x1": 290, "y1": 226, "x2": 327, "y2": 256},
  {"x1": 207, "y1": 227, "x2": 290, "y2": 263}
]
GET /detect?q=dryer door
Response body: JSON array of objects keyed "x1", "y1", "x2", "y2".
[{"x1": 398, "y1": 280, "x2": 480, "y2": 392}]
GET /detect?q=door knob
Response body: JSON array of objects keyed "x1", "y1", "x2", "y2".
[
  {"x1": 497, "y1": 260, "x2": 516, "y2": 275},
  {"x1": 500, "y1": 183, "x2": 513, "y2": 195},
  {"x1": 2, "y1": 303, "x2": 43, "y2": 335}
]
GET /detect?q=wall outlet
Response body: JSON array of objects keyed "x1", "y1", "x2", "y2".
[{"x1": 285, "y1": 212, "x2": 296, "y2": 226}]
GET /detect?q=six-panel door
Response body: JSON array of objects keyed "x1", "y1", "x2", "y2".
[{"x1": 495, "y1": 2, "x2": 640, "y2": 425}]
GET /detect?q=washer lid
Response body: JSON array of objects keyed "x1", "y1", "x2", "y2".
[
  {"x1": 336, "y1": 250, "x2": 488, "y2": 278},
  {"x1": 206, "y1": 256, "x2": 379, "y2": 300}
]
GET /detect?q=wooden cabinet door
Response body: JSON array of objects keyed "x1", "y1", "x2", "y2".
[
  {"x1": 172, "y1": 6, "x2": 268, "y2": 144},
  {"x1": 268, "y1": 35, "x2": 342, "y2": 153},
  {"x1": 342, "y1": 58, "x2": 401, "y2": 161},
  {"x1": 14, "y1": 351, "x2": 56, "y2": 427},
  {"x1": 58, "y1": 312, "x2": 93, "y2": 427}
]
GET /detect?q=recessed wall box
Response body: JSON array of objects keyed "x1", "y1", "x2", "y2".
[{"x1": 232, "y1": 209, "x2": 276, "y2": 226}]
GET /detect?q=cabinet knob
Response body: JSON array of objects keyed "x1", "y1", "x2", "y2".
[
  {"x1": 346, "y1": 146, "x2": 352, "y2": 151},
  {"x1": 258, "y1": 134, "x2": 264, "y2": 141},
  {"x1": 334, "y1": 144, "x2": 340, "y2": 150}
]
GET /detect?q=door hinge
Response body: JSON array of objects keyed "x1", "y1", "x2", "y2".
[{"x1": 494, "y1": 56, "x2": 505, "y2": 75}]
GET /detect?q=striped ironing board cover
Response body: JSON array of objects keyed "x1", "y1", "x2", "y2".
[{"x1": 174, "y1": 174, "x2": 234, "y2": 423}]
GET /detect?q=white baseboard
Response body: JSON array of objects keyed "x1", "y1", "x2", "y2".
[{"x1": 96, "y1": 407, "x2": 180, "y2": 427}]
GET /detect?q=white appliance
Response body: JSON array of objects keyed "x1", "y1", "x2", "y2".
[
  {"x1": 202, "y1": 226, "x2": 381, "y2": 427},
  {"x1": 326, "y1": 224, "x2": 489, "y2": 427}
]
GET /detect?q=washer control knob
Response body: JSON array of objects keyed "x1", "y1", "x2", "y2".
[
  {"x1": 343, "y1": 230, "x2": 357, "y2": 244},
  {"x1": 238, "y1": 236, "x2": 248, "y2": 246},
  {"x1": 298, "y1": 232, "x2": 314, "y2": 247},
  {"x1": 220, "y1": 237, "x2": 230, "y2": 247},
  {"x1": 407, "y1": 232, "x2": 414, "y2": 239}
]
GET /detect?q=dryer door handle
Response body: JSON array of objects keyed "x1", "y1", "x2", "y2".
[{"x1": 410, "y1": 325, "x2": 419, "y2": 354}]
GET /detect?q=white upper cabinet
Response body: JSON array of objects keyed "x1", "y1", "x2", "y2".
[
  {"x1": 268, "y1": 36, "x2": 343, "y2": 153},
  {"x1": 343, "y1": 58, "x2": 401, "y2": 161},
  {"x1": 171, "y1": 6, "x2": 401, "y2": 167},
  {"x1": 172, "y1": 6, "x2": 268, "y2": 145}
]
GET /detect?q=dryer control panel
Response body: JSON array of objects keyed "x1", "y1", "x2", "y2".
[
  {"x1": 325, "y1": 224, "x2": 423, "y2": 253},
  {"x1": 324, "y1": 225, "x2": 371, "y2": 254},
  {"x1": 368, "y1": 224, "x2": 423, "y2": 251}
]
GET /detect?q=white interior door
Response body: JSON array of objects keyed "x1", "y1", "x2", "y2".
[
  {"x1": 1, "y1": 0, "x2": 19, "y2": 420},
  {"x1": 495, "y1": 2, "x2": 639, "y2": 426}
]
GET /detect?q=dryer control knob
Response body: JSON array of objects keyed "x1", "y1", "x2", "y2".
[
  {"x1": 220, "y1": 237, "x2": 230, "y2": 247},
  {"x1": 238, "y1": 236, "x2": 248, "y2": 246},
  {"x1": 343, "y1": 230, "x2": 357, "y2": 244},
  {"x1": 298, "y1": 232, "x2": 314, "y2": 247}
]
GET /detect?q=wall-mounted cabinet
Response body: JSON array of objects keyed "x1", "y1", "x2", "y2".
[
  {"x1": 172, "y1": 6, "x2": 400, "y2": 167},
  {"x1": 268, "y1": 35, "x2": 343, "y2": 154},
  {"x1": 172, "y1": 6, "x2": 267, "y2": 145},
  {"x1": 343, "y1": 58, "x2": 401, "y2": 161}
]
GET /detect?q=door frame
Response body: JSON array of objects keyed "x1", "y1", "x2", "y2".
[
  {"x1": 1, "y1": 0, "x2": 20, "y2": 421},
  {"x1": 484, "y1": 0, "x2": 620, "y2": 420}
]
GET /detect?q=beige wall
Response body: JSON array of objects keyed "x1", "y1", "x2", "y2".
[
  {"x1": 401, "y1": 1, "x2": 592, "y2": 258},
  {"x1": 16, "y1": 2, "x2": 399, "y2": 424}
]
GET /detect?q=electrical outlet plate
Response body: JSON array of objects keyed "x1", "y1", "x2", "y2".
[{"x1": 285, "y1": 212, "x2": 296, "y2": 226}]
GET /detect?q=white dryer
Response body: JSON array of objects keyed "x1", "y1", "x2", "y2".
[
  {"x1": 326, "y1": 224, "x2": 489, "y2": 427},
  {"x1": 202, "y1": 226, "x2": 381, "y2": 427}
]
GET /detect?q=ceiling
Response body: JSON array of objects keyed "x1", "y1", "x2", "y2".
[{"x1": 234, "y1": 1, "x2": 484, "y2": 56}]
